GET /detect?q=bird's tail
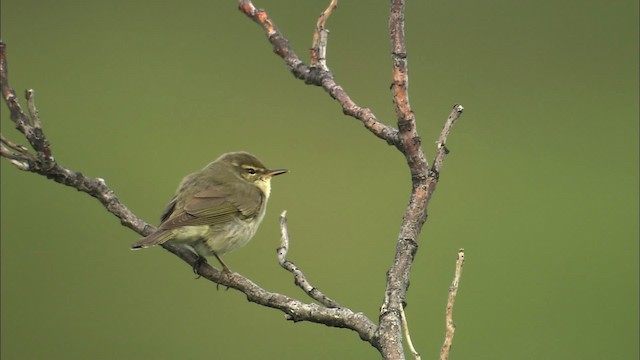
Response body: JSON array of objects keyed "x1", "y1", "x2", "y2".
[{"x1": 131, "y1": 230, "x2": 173, "y2": 249}]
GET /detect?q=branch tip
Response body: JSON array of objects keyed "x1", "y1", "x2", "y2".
[
  {"x1": 310, "y1": 0, "x2": 338, "y2": 70},
  {"x1": 431, "y1": 104, "x2": 464, "y2": 174},
  {"x1": 401, "y1": 306, "x2": 421, "y2": 360},
  {"x1": 277, "y1": 210, "x2": 341, "y2": 308},
  {"x1": 439, "y1": 248, "x2": 466, "y2": 360}
]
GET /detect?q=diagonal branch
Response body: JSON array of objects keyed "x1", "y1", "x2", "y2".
[
  {"x1": 432, "y1": 104, "x2": 464, "y2": 174},
  {"x1": 0, "y1": 39, "x2": 378, "y2": 348},
  {"x1": 238, "y1": 0, "x2": 399, "y2": 146},
  {"x1": 173, "y1": 244, "x2": 377, "y2": 343},
  {"x1": 1, "y1": 45, "x2": 151, "y2": 235},
  {"x1": 4, "y1": 1, "x2": 465, "y2": 357},
  {"x1": 278, "y1": 211, "x2": 341, "y2": 308}
]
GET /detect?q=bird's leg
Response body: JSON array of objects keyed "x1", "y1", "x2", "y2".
[
  {"x1": 213, "y1": 253, "x2": 231, "y2": 273},
  {"x1": 212, "y1": 253, "x2": 232, "y2": 291},
  {"x1": 193, "y1": 255, "x2": 208, "y2": 279}
]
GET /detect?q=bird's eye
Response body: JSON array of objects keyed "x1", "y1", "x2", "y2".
[{"x1": 246, "y1": 168, "x2": 256, "y2": 175}]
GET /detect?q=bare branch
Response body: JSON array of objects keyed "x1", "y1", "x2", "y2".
[
  {"x1": 277, "y1": 211, "x2": 341, "y2": 308},
  {"x1": 238, "y1": 0, "x2": 399, "y2": 145},
  {"x1": 439, "y1": 249, "x2": 466, "y2": 360},
  {"x1": 25, "y1": 89, "x2": 43, "y2": 130},
  {"x1": 310, "y1": 0, "x2": 338, "y2": 71},
  {"x1": 238, "y1": 1, "x2": 464, "y2": 358},
  {"x1": 400, "y1": 306, "x2": 421, "y2": 360},
  {"x1": 376, "y1": 0, "x2": 433, "y2": 357},
  {"x1": 0, "y1": 43, "x2": 52, "y2": 163},
  {"x1": 0, "y1": 38, "x2": 379, "y2": 348},
  {"x1": 3, "y1": 0, "x2": 466, "y2": 357},
  {"x1": 174, "y1": 243, "x2": 378, "y2": 344},
  {"x1": 432, "y1": 104, "x2": 464, "y2": 175},
  {"x1": 0, "y1": 44, "x2": 147, "y2": 235},
  {"x1": 1, "y1": 133, "x2": 36, "y2": 167},
  {"x1": 390, "y1": 0, "x2": 415, "y2": 134}
]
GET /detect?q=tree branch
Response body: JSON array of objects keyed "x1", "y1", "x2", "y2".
[
  {"x1": 439, "y1": 249, "x2": 466, "y2": 360},
  {"x1": 238, "y1": 0, "x2": 400, "y2": 146},
  {"x1": 0, "y1": 38, "x2": 378, "y2": 349},
  {"x1": 278, "y1": 211, "x2": 341, "y2": 308},
  {"x1": 376, "y1": 0, "x2": 432, "y2": 357},
  {"x1": 3, "y1": 0, "x2": 465, "y2": 357},
  {"x1": 310, "y1": 0, "x2": 338, "y2": 71},
  {"x1": 239, "y1": 1, "x2": 464, "y2": 358},
  {"x1": 432, "y1": 104, "x2": 464, "y2": 175},
  {"x1": 400, "y1": 305, "x2": 421, "y2": 360}
]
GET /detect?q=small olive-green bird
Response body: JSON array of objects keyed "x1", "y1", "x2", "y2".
[{"x1": 131, "y1": 152, "x2": 287, "y2": 271}]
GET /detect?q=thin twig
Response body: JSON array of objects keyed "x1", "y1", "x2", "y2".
[
  {"x1": 0, "y1": 44, "x2": 52, "y2": 162},
  {"x1": 310, "y1": 0, "x2": 338, "y2": 71},
  {"x1": 432, "y1": 104, "x2": 464, "y2": 175},
  {"x1": 1, "y1": 44, "x2": 32, "y2": 134},
  {"x1": 1, "y1": 134, "x2": 31, "y2": 156},
  {"x1": 277, "y1": 211, "x2": 341, "y2": 308},
  {"x1": 400, "y1": 305, "x2": 421, "y2": 360},
  {"x1": 439, "y1": 248, "x2": 466, "y2": 360},
  {"x1": 0, "y1": 142, "x2": 31, "y2": 170},
  {"x1": 25, "y1": 89, "x2": 44, "y2": 130}
]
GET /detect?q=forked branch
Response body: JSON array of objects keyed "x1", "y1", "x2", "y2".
[
  {"x1": 239, "y1": 1, "x2": 463, "y2": 358},
  {"x1": 238, "y1": 0, "x2": 400, "y2": 146},
  {"x1": 2, "y1": 0, "x2": 465, "y2": 358}
]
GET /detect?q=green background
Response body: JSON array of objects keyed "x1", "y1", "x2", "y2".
[{"x1": 1, "y1": 1, "x2": 637, "y2": 359}]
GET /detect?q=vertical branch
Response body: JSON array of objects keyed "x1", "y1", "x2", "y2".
[
  {"x1": 3, "y1": 1, "x2": 468, "y2": 357},
  {"x1": 389, "y1": 0, "x2": 421, "y2": 162},
  {"x1": 439, "y1": 249, "x2": 466, "y2": 360},
  {"x1": 310, "y1": 0, "x2": 338, "y2": 71},
  {"x1": 400, "y1": 306, "x2": 421, "y2": 360},
  {"x1": 240, "y1": 2, "x2": 464, "y2": 358},
  {"x1": 377, "y1": 1, "x2": 430, "y2": 358},
  {"x1": 0, "y1": 43, "x2": 52, "y2": 163}
]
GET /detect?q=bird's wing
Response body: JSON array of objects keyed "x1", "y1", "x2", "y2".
[
  {"x1": 159, "y1": 196, "x2": 177, "y2": 223},
  {"x1": 130, "y1": 196, "x2": 179, "y2": 249},
  {"x1": 130, "y1": 184, "x2": 264, "y2": 249},
  {"x1": 130, "y1": 228, "x2": 174, "y2": 249},
  {"x1": 157, "y1": 184, "x2": 263, "y2": 230}
]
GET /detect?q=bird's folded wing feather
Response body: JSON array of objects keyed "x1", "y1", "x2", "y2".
[
  {"x1": 131, "y1": 184, "x2": 263, "y2": 249},
  {"x1": 159, "y1": 184, "x2": 263, "y2": 230}
]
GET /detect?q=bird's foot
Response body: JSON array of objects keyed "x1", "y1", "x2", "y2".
[{"x1": 192, "y1": 255, "x2": 208, "y2": 279}]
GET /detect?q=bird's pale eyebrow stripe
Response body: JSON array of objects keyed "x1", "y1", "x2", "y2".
[{"x1": 241, "y1": 164, "x2": 261, "y2": 170}]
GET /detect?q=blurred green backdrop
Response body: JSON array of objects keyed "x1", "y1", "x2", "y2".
[{"x1": 1, "y1": 1, "x2": 637, "y2": 359}]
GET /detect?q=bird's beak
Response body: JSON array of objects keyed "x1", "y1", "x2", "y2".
[{"x1": 266, "y1": 169, "x2": 288, "y2": 177}]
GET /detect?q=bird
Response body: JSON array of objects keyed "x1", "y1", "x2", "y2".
[{"x1": 131, "y1": 151, "x2": 287, "y2": 272}]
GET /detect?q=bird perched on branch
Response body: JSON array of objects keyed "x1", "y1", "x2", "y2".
[{"x1": 131, "y1": 151, "x2": 287, "y2": 272}]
